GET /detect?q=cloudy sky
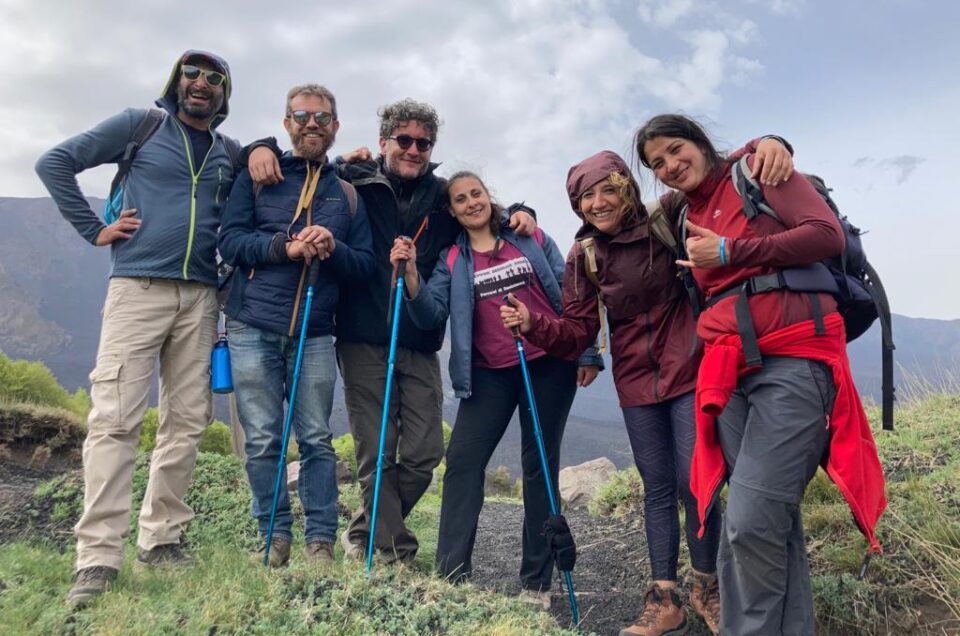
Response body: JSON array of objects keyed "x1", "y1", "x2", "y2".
[{"x1": 3, "y1": 0, "x2": 956, "y2": 319}]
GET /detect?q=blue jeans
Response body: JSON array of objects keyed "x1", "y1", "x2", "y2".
[{"x1": 228, "y1": 318, "x2": 338, "y2": 544}]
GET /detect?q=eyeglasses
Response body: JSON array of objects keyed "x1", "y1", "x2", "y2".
[
  {"x1": 289, "y1": 110, "x2": 336, "y2": 127},
  {"x1": 181, "y1": 64, "x2": 226, "y2": 87},
  {"x1": 388, "y1": 135, "x2": 434, "y2": 152}
]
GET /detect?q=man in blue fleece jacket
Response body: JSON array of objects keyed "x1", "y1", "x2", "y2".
[{"x1": 35, "y1": 49, "x2": 240, "y2": 607}]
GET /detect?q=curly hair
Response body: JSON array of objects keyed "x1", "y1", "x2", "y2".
[{"x1": 378, "y1": 98, "x2": 440, "y2": 141}]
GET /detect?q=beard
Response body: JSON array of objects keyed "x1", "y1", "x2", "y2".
[
  {"x1": 177, "y1": 83, "x2": 224, "y2": 121},
  {"x1": 291, "y1": 128, "x2": 335, "y2": 162}
]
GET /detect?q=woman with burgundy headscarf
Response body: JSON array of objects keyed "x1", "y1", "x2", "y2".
[{"x1": 501, "y1": 138, "x2": 792, "y2": 636}]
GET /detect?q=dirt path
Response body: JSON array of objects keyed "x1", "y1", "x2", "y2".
[{"x1": 470, "y1": 501, "x2": 712, "y2": 636}]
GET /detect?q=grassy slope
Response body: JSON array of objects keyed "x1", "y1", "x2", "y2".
[
  {"x1": 0, "y1": 451, "x2": 576, "y2": 636},
  {"x1": 2, "y1": 395, "x2": 958, "y2": 634},
  {"x1": 591, "y1": 394, "x2": 960, "y2": 634}
]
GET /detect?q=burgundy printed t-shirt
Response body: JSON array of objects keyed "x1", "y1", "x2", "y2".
[{"x1": 470, "y1": 242, "x2": 558, "y2": 369}]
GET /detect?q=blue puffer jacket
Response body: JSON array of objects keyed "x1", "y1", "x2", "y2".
[
  {"x1": 405, "y1": 226, "x2": 603, "y2": 398},
  {"x1": 218, "y1": 156, "x2": 375, "y2": 337},
  {"x1": 35, "y1": 50, "x2": 239, "y2": 285}
]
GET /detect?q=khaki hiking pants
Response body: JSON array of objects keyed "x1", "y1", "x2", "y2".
[{"x1": 75, "y1": 277, "x2": 217, "y2": 571}]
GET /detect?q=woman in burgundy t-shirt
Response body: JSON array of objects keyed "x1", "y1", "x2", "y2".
[{"x1": 390, "y1": 171, "x2": 599, "y2": 606}]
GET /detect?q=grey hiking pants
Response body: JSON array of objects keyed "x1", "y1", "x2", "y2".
[
  {"x1": 716, "y1": 356, "x2": 835, "y2": 636},
  {"x1": 337, "y1": 341, "x2": 445, "y2": 562}
]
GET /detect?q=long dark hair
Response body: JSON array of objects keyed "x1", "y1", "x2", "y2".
[
  {"x1": 634, "y1": 114, "x2": 725, "y2": 173},
  {"x1": 446, "y1": 170, "x2": 505, "y2": 258}
]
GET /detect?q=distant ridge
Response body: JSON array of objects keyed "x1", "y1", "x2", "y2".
[{"x1": 3, "y1": 196, "x2": 958, "y2": 474}]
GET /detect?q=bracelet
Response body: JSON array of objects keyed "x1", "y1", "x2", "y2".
[{"x1": 718, "y1": 237, "x2": 727, "y2": 266}]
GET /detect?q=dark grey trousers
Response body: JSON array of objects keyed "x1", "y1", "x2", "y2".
[
  {"x1": 337, "y1": 341, "x2": 445, "y2": 562},
  {"x1": 716, "y1": 356, "x2": 835, "y2": 636}
]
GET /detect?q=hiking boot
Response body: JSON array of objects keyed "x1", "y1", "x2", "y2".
[
  {"x1": 305, "y1": 540, "x2": 335, "y2": 565},
  {"x1": 136, "y1": 542, "x2": 193, "y2": 568},
  {"x1": 518, "y1": 588, "x2": 551, "y2": 611},
  {"x1": 251, "y1": 537, "x2": 291, "y2": 568},
  {"x1": 690, "y1": 571, "x2": 720, "y2": 634},
  {"x1": 340, "y1": 530, "x2": 364, "y2": 560},
  {"x1": 619, "y1": 584, "x2": 688, "y2": 636},
  {"x1": 65, "y1": 566, "x2": 118, "y2": 608}
]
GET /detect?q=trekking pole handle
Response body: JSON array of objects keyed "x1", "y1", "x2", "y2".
[
  {"x1": 396, "y1": 234, "x2": 412, "y2": 278},
  {"x1": 307, "y1": 259, "x2": 321, "y2": 287},
  {"x1": 502, "y1": 294, "x2": 521, "y2": 339}
]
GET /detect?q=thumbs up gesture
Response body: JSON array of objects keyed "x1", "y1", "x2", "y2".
[{"x1": 676, "y1": 220, "x2": 727, "y2": 269}]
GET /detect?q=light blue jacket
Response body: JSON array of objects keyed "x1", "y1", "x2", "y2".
[
  {"x1": 35, "y1": 50, "x2": 238, "y2": 286},
  {"x1": 406, "y1": 226, "x2": 604, "y2": 398}
]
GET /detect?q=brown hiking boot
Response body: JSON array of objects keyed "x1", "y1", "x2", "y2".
[
  {"x1": 619, "y1": 584, "x2": 688, "y2": 636},
  {"x1": 304, "y1": 540, "x2": 335, "y2": 565},
  {"x1": 690, "y1": 571, "x2": 720, "y2": 634},
  {"x1": 340, "y1": 530, "x2": 364, "y2": 561},
  {"x1": 136, "y1": 542, "x2": 194, "y2": 568},
  {"x1": 65, "y1": 566, "x2": 118, "y2": 608},
  {"x1": 517, "y1": 588, "x2": 551, "y2": 611},
  {"x1": 251, "y1": 537, "x2": 291, "y2": 568}
]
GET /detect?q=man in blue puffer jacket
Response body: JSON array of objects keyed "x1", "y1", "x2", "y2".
[
  {"x1": 35, "y1": 50, "x2": 240, "y2": 607},
  {"x1": 218, "y1": 84, "x2": 374, "y2": 568}
]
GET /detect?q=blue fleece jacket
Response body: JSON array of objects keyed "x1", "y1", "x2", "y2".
[
  {"x1": 35, "y1": 49, "x2": 239, "y2": 286},
  {"x1": 405, "y1": 227, "x2": 604, "y2": 398}
]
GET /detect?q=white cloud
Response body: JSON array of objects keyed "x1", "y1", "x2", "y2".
[
  {"x1": 850, "y1": 155, "x2": 927, "y2": 185},
  {"x1": 637, "y1": 0, "x2": 697, "y2": 28},
  {"x1": 0, "y1": 0, "x2": 763, "y2": 242},
  {"x1": 742, "y1": 0, "x2": 806, "y2": 17},
  {"x1": 2, "y1": 0, "x2": 953, "y2": 319}
]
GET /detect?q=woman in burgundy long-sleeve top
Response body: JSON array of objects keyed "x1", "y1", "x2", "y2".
[
  {"x1": 501, "y1": 139, "x2": 794, "y2": 636},
  {"x1": 637, "y1": 114, "x2": 885, "y2": 636}
]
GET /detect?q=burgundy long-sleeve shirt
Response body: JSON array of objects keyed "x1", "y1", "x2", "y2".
[{"x1": 686, "y1": 156, "x2": 845, "y2": 342}]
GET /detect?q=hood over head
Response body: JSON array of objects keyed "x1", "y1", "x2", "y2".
[
  {"x1": 566, "y1": 150, "x2": 640, "y2": 220},
  {"x1": 158, "y1": 49, "x2": 232, "y2": 129}
]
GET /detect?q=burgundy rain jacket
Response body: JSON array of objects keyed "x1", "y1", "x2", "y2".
[{"x1": 523, "y1": 151, "x2": 699, "y2": 406}]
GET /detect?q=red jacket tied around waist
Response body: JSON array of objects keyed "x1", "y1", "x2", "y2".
[{"x1": 691, "y1": 312, "x2": 886, "y2": 552}]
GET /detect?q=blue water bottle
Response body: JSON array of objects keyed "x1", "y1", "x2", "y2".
[{"x1": 211, "y1": 335, "x2": 234, "y2": 394}]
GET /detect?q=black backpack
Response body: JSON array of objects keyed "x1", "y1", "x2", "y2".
[{"x1": 682, "y1": 156, "x2": 895, "y2": 430}]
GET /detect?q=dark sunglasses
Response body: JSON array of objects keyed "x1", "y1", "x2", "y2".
[
  {"x1": 289, "y1": 110, "x2": 336, "y2": 126},
  {"x1": 181, "y1": 64, "x2": 226, "y2": 87},
  {"x1": 388, "y1": 135, "x2": 433, "y2": 152}
]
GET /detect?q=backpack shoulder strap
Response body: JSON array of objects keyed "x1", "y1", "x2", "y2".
[
  {"x1": 731, "y1": 155, "x2": 781, "y2": 222},
  {"x1": 110, "y1": 108, "x2": 165, "y2": 196},
  {"x1": 532, "y1": 227, "x2": 544, "y2": 246},
  {"x1": 338, "y1": 177, "x2": 358, "y2": 216},
  {"x1": 578, "y1": 237, "x2": 601, "y2": 289},
  {"x1": 577, "y1": 237, "x2": 607, "y2": 354},
  {"x1": 220, "y1": 135, "x2": 242, "y2": 171},
  {"x1": 445, "y1": 244, "x2": 460, "y2": 273},
  {"x1": 644, "y1": 198, "x2": 678, "y2": 252}
]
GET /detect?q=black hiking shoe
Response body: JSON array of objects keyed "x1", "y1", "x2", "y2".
[
  {"x1": 136, "y1": 542, "x2": 194, "y2": 568},
  {"x1": 65, "y1": 566, "x2": 118, "y2": 608}
]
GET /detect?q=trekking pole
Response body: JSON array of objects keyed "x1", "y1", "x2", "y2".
[
  {"x1": 504, "y1": 295, "x2": 580, "y2": 627},
  {"x1": 264, "y1": 260, "x2": 320, "y2": 565},
  {"x1": 367, "y1": 256, "x2": 407, "y2": 573}
]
